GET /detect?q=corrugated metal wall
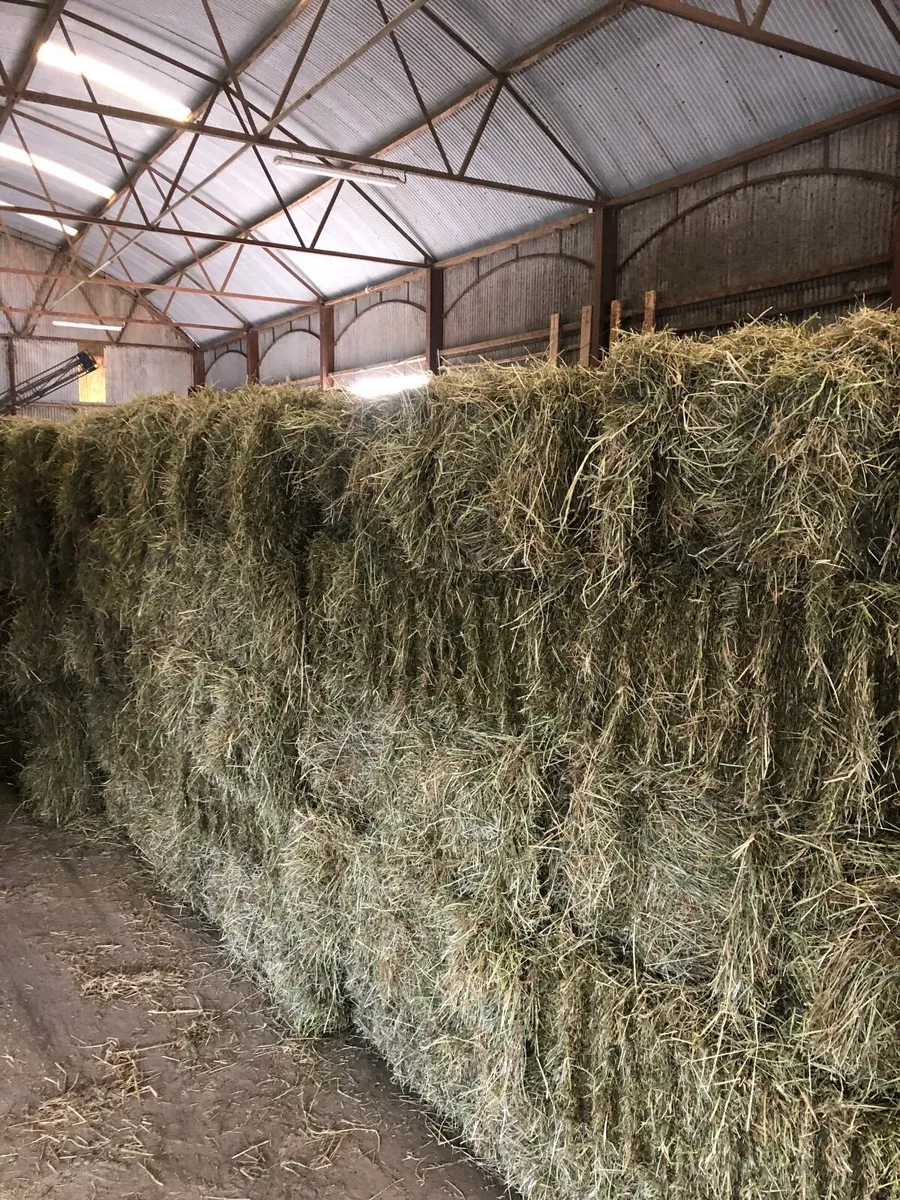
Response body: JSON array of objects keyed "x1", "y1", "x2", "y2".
[
  {"x1": 185, "y1": 111, "x2": 898, "y2": 381},
  {"x1": 260, "y1": 329, "x2": 320, "y2": 384},
  {"x1": 205, "y1": 349, "x2": 248, "y2": 390},
  {"x1": 333, "y1": 279, "x2": 426, "y2": 373},
  {"x1": 0, "y1": 231, "x2": 190, "y2": 349},
  {"x1": 105, "y1": 346, "x2": 194, "y2": 404},
  {"x1": 14, "y1": 338, "x2": 80, "y2": 405}
]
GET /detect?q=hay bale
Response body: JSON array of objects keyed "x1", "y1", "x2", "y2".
[{"x1": 4, "y1": 311, "x2": 900, "y2": 1197}]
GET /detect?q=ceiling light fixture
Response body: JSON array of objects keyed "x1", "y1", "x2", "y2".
[
  {"x1": 273, "y1": 155, "x2": 405, "y2": 188},
  {"x1": 38, "y1": 42, "x2": 192, "y2": 122},
  {"x1": 0, "y1": 199, "x2": 77, "y2": 236},
  {"x1": 0, "y1": 143, "x2": 114, "y2": 198},
  {"x1": 53, "y1": 320, "x2": 122, "y2": 332},
  {"x1": 347, "y1": 372, "x2": 429, "y2": 399}
]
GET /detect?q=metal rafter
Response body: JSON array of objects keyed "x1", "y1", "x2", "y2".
[
  {"x1": 419, "y1": 5, "x2": 603, "y2": 194},
  {"x1": 143, "y1": 0, "x2": 628, "y2": 293},
  {"x1": 0, "y1": 263, "x2": 322, "y2": 304},
  {"x1": 271, "y1": 0, "x2": 335, "y2": 120},
  {"x1": 27, "y1": 0, "x2": 431, "y2": 302},
  {"x1": 870, "y1": 0, "x2": 900, "y2": 48},
  {"x1": 0, "y1": 203, "x2": 427, "y2": 266},
  {"x1": 0, "y1": 0, "x2": 67, "y2": 134},
  {"x1": 4, "y1": 90, "x2": 597, "y2": 205},
  {"x1": 635, "y1": 0, "x2": 900, "y2": 88},
  {"x1": 375, "y1": 0, "x2": 452, "y2": 173}
]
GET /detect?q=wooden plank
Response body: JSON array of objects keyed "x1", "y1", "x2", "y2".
[
  {"x1": 609, "y1": 300, "x2": 622, "y2": 347},
  {"x1": 425, "y1": 267, "x2": 444, "y2": 373},
  {"x1": 548, "y1": 312, "x2": 561, "y2": 362},
  {"x1": 6, "y1": 337, "x2": 16, "y2": 409},
  {"x1": 319, "y1": 304, "x2": 334, "y2": 389},
  {"x1": 642, "y1": 289, "x2": 657, "y2": 333},
  {"x1": 590, "y1": 206, "x2": 618, "y2": 360},
  {"x1": 893, "y1": 203, "x2": 900, "y2": 310},
  {"x1": 192, "y1": 348, "x2": 206, "y2": 388},
  {"x1": 246, "y1": 329, "x2": 260, "y2": 383},
  {"x1": 579, "y1": 304, "x2": 592, "y2": 367}
]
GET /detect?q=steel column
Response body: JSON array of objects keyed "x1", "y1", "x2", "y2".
[
  {"x1": 425, "y1": 267, "x2": 444, "y2": 374},
  {"x1": 319, "y1": 305, "x2": 334, "y2": 389},
  {"x1": 590, "y1": 206, "x2": 618, "y2": 360}
]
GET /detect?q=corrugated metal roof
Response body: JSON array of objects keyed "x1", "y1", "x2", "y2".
[{"x1": 0, "y1": 0, "x2": 896, "y2": 343}]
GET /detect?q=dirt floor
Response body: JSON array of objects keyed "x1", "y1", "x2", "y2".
[{"x1": 0, "y1": 792, "x2": 511, "y2": 1200}]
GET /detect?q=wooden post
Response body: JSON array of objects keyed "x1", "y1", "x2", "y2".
[
  {"x1": 589, "y1": 204, "x2": 619, "y2": 361},
  {"x1": 609, "y1": 300, "x2": 622, "y2": 347},
  {"x1": 642, "y1": 289, "x2": 657, "y2": 333},
  {"x1": 548, "y1": 312, "x2": 560, "y2": 362},
  {"x1": 892, "y1": 201, "x2": 900, "y2": 310},
  {"x1": 192, "y1": 347, "x2": 206, "y2": 388},
  {"x1": 5, "y1": 337, "x2": 15, "y2": 410},
  {"x1": 578, "y1": 304, "x2": 592, "y2": 367},
  {"x1": 319, "y1": 304, "x2": 334, "y2": 389},
  {"x1": 246, "y1": 328, "x2": 260, "y2": 383},
  {"x1": 425, "y1": 266, "x2": 444, "y2": 373}
]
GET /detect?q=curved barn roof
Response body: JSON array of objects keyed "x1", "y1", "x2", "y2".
[{"x1": 0, "y1": 0, "x2": 897, "y2": 343}]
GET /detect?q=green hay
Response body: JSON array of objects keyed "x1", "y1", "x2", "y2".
[{"x1": 2, "y1": 311, "x2": 900, "y2": 1198}]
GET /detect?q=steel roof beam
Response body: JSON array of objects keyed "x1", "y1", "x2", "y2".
[
  {"x1": 0, "y1": 203, "x2": 426, "y2": 266},
  {"x1": 0, "y1": 0, "x2": 67, "y2": 134},
  {"x1": 635, "y1": 0, "x2": 900, "y2": 89},
  {"x1": 0, "y1": 263, "x2": 316, "y2": 304},
  {"x1": 145, "y1": 0, "x2": 629, "y2": 292},
  {"x1": 6, "y1": 89, "x2": 595, "y2": 205}
]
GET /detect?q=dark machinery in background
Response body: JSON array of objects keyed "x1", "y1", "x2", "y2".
[{"x1": 0, "y1": 351, "x2": 97, "y2": 416}]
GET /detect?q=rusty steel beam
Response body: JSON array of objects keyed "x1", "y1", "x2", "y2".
[
  {"x1": 0, "y1": 302, "x2": 244, "y2": 332},
  {"x1": 131, "y1": 0, "x2": 629, "y2": 293},
  {"x1": 611, "y1": 93, "x2": 900, "y2": 208},
  {"x1": 74, "y1": 0, "x2": 316, "y2": 244},
  {"x1": 318, "y1": 304, "x2": 334, "y2": 389},
  {"x1": 0, "y1": 204, "x2": 425, "y2": 267},
  {"x1": 635, "y1": 0, "x2": 900, "y2": 89},
  {"x1": 590, "y1": 205, "x2": 618, "y2": 361},
  {"x1": 0, "y1": 264, "x2": 313, "y2": 304},
  {"x1": 424, "y1": 266, "x2": 443, "y2": 372},
  {"x1": 0, "y1": 0, "x2": 67, "y2": 134},
  {"x1": 5, "y1": 89, "x2": 595, "y2": 206}
]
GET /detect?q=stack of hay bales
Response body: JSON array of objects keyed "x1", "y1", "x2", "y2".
[{"x1": 1, "y1": 310, "x2": 899, "y2": 1198}]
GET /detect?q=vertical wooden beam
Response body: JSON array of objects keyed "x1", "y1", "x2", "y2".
[
  {"x1": 246, "y1": 328, "x2": 260, "y2": 383},
  {"x1": 5, "y1": 337, "x2": 15, "y2": 409},
  {"x1": 192, "y1": 347, "x2": 206, "y2": 388},
  {"x1": 589, "y1": 204, "x2": 618, "y2": 361},
  {"x1": 609, "y1": 300, "x2": 622, "y2": 348},
  {"x1": 642, "y1": 289, "x2": 657, "y2": 332},
  {"x1": 892, "y1": 201, "x2": 900, "y2": 310},
  {"x1": 578, "y1": 304, "x2": 592, "y2": 367},
  {"x1": 425, "y1": 266, "x2": 444, "y2": 373},
  {"x1": 319, "y1": 304, "x2": 334, "y2": 389},
  {"x1": 548, "y1": 312, "x2": 561, "y2": 362}
]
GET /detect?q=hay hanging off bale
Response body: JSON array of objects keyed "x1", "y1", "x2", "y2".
[{"x1": 2, "y1": 310, "x2": 900, "y2": 1198}]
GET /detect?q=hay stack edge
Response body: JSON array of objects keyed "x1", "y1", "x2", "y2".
[{"x1": 2, "y1": 310, "x2": 900, "y2": 1199}]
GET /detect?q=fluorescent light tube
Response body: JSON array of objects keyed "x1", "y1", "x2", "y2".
[
  {"x1": 53, "y1": 320, "x2": 122, "y2": 332},
  {"x1": 273, "y1": 155, "x2": 404, "y2": 188},
  {"x1": 38, "y1": 42, "x2": 192, "y2": 122}
]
